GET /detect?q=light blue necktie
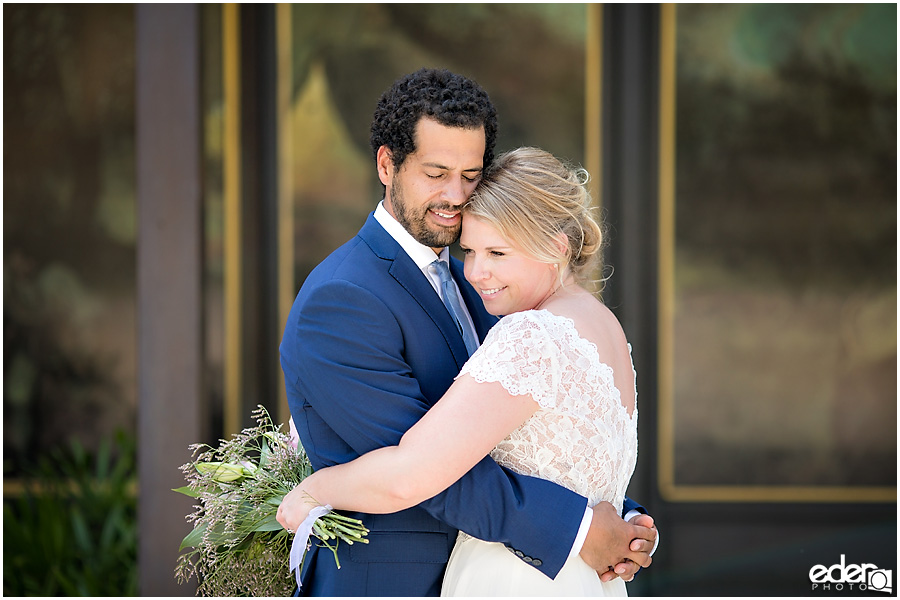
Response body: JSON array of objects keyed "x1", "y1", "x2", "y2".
[{"x1": 431, "y1": 259, "x2": 479, "y2": 357}]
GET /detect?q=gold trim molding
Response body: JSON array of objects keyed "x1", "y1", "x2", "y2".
[{"x1": 223, "y1": 3, "x2": 241, "y2": 438}]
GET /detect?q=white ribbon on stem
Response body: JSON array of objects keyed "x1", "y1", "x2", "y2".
[{"x1": 288, "y1": 504, "x2": 333, "y2": 590}]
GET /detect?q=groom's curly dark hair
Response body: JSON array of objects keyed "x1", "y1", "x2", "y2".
[{"x1": 369, "y1": 68, "x2": 498, "y2": 175}]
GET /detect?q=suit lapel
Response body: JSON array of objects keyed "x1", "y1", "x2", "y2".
[{"x1": 358, "y1": 214, "x2": 471, "y2": 369}]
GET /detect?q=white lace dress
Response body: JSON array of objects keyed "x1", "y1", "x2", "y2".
[{"x1": 441, "y1": 309, "x2": 638, "y2": 597}]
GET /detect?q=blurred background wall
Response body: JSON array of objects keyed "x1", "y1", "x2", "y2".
[{"x1": 3, "y1": 3, "x2": 895, "y2": 596}]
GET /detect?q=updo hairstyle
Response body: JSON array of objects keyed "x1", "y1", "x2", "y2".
[{"x1": 463, "y1": 147, "x2": 605, "y2": 286}]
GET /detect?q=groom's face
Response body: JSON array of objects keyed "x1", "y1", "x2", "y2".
[{"x1": 379, "y1": 117, "x2": 485, "y2": 252}]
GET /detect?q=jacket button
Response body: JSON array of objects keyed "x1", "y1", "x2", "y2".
[{"x1": 533, "y1": 559, "x2": 543, "y2": 566}]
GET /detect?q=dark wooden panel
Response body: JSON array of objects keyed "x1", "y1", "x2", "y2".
[{"x1": 237, "y1": 4, "x2": 281, "y2": 428}]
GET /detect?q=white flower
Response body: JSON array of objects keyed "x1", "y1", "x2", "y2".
[
  {"x1": 196, "y1": 461, "x2": 245, "y2": 482},
  {"x1": 288, "y1": 417, "x2": 300, "y2": 452}
]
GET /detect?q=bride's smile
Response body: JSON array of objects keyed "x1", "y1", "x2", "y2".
[{"x1": 479, "y1": 286, "x2": 506, "y2": 296}]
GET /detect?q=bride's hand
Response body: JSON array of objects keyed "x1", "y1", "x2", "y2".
[{"x1": 276, "y1": 480, "x2": 321, "y2": 534}]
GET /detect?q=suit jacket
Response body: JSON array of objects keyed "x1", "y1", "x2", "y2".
[{"x1": 281, "y1": 213, "x2": 640, "y2": 596}]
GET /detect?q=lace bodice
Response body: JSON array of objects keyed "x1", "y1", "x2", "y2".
[{"x1": 458, "y1": 310, "x2": 638, "y2": 512}]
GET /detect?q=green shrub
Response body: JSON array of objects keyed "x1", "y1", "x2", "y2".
[{"x1": 3, "y1": 431, "x2": 138, "y2": 596}]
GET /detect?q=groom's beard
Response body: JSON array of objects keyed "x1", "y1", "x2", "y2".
[{"x1": 390, "y1": 175, "x2": 462, "y2": 249}]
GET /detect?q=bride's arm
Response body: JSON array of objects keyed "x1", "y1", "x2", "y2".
[{"x1": 276, "y1": 375, "x2": 537, "y2": 531}]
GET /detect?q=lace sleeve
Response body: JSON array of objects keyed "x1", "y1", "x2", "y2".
[{"x1": 457, "y1": 311, "x2": 561, "y2": 409}]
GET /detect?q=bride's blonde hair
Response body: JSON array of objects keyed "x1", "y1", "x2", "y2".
[{"x1": 463, "y1": 147, "x2": 605, "y2": 287}]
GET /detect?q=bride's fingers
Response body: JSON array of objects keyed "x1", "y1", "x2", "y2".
[
  {"x1": 275, "y1": 504, "x2": 288, "y2": 530},
  {"x1": 624, "y1": 546, "x2": 653, "y2": 569},
  {"x1": 613, "y1": 558, "x2": 642, "y2": 581},
  {"x1": 277, "y1": 483, "x2": 308, "y2": 529},
  {"x1": 598, "y1": 568, "x2": 619, "y2": 583},
  {"x1": 616, "y1": 555, "x2": 651, "y2": 574},
  {"x1": 630, "y1": 537, "x2": 651, "y2": 552},
  {"x1": 627, "y1": 539, "x2": 654, "y2": 565},
  {"x1": 276, "y1": 491, "x2": 303, "y2": 532}
]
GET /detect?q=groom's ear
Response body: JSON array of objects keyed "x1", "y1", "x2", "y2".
[{"x1": 376, "y1": 146, "x2": 394, "y2": 186}]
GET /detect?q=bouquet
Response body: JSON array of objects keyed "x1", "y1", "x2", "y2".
[{"x1": 174, "y1": 405, "x2": 369, "y2": 596}]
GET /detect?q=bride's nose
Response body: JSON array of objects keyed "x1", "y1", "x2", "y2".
[{"x1": 465, "y1": 254, "x2": 489, "y2": 283}]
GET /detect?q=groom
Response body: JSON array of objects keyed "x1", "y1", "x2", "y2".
[{"x1": 280, "y1": 68, "x2": 657, "y2": 596}]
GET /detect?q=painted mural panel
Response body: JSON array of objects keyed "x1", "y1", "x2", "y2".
[{"x1": 672, "y1": 4, "x2": 896, "y2": 490}]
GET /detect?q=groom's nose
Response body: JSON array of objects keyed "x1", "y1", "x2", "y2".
[{"x1": 441, "y1": 176, "x2": 468, "y2": 206}]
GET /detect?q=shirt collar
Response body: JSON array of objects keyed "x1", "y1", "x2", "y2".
[{"x1": 374, "y1": 200, "x2": 449, "y2": 268}]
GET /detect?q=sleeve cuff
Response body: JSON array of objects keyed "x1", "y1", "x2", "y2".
[{"x1": 568, "y1": 506, "x2": 594, "y2": 560}]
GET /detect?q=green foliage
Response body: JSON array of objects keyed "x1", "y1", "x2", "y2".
[
  {"x1": 3, "y1": 431, "x2": 138, "y2": 596},
  {"x1": 174, "y1": 406, "x2": 368, "y2": 597}
]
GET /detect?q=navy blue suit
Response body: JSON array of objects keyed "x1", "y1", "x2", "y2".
[{"x1": 280, "y1": 213, "x2": 641, "y2": 596}]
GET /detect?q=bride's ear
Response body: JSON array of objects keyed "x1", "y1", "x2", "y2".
[{"x1": 553, "y1": 231, "x2": 570, "y2": 261}]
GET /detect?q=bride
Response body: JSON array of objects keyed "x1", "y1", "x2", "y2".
[{"x1": 279, "y1": 147, "x2": 647, "y2": 596}]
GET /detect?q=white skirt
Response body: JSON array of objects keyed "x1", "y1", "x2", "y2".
[{"x1": 441, "y1": 533, "x2": 628, "y2": 597}]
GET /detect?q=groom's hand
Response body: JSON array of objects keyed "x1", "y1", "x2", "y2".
[
  {"x1": 579, "y1": 502, "x2": 656, "y2": 579},
  {"x1": 599, "y1": 513, "x2": 657, "y2": 582}
]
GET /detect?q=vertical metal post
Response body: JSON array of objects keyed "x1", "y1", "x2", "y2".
[
  {"x1": 599, "y1": 4, "x2": 661, "y2": 594},
  {"x1": 136, "y1": 4, "x2": 203, "y2": 595}
]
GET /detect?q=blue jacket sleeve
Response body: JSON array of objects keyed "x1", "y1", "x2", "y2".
[{"x1": 623, "y1": 496, "x2": 644, "y2": 516}]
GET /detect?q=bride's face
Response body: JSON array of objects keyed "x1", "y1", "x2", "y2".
[{"x1": 460, "y1": 214, "x2": 558, "y2": 316}]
